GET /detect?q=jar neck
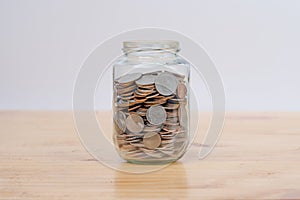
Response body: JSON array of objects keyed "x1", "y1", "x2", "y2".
[
  {"x1": 125, "y1": 49, "x2": 177, "y2": 61},
  {"x1": 122, "y1": 41, "x2": 180, "y2": 61}
]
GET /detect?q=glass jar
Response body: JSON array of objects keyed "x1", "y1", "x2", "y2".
[{"x1": 112, "y1": 40, "x2": 190, "y2": 164}]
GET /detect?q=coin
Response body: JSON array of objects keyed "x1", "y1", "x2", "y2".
[
  {"x1": 117, "y1": 73, "x2": 142, "y2": 84},
  {"x1": 166, "y1": 111, "x2": 178, "y2": 118},
  {"x1": 162, "y1": 125, "x2": 179, "y2": 132},
  {"x1": 146, "y1": 105, "x2": 167, "y2": 125},
  {"x1": 130, "y1": 142, "x2": 145, "y2": 147},
  {"x1": 176, "y1": 82, "x2": 187, "y2": 99},
  {"x1": 136, "y1": 109, "x2": 147, "y2": 116},
  {"x1": 161, "y1": 139, "x2": 174, "y2": 145},
  {"x1": 145, "y1": 93, "x2": 160, "y2": 99},
  {"x1": 156, "y1": 143, "x2": 174, "y2": 150},
  {"x1": 135, "y1": 74, "x2": 157, "y2": 86},
  {"x1": 128, "y1": 104, "x2": 141, "y2": 111},
  {"x1": 136, "y1": 88, "x2": 155, "y2": 94},
  {"x1": 155, "y1": 72, "x2": 178, "y2": 96},
  {"x1": 138, "y1": 84, "x2": 155, "y2": 89},
  {"x1": 126, "y1": 113, "x2": 144, "y2": 133},
  {"x1": 114, "y1": 111, "x2": 127, "y2": 133},
  {"x1": 117, "y1": 84, "x2": 137, "y2": 94},
  {"x1": 168, "y1": 98, "x2": 187, "y2": 104},
  {"x1": 166, "y1": 117, "x2": 178, "y2": 123},
  {"x1": 142, "y1": 149, "x2": 165, "y2": 158},
  {"x1": 169, "y1": 71, "x2": 185, "y2": 80},
  {"x1": 143, "y1": 132, "x2": 161, "y2": 150},
  {"x1": 164, "y1": 120, "x2": 179, "y2": 126},
  {"x1": 134, "y1": 92, "x2": 149, "y2": 98},
  {"x1": 159, "y1": 149, "x2": 175, "y2": 157},
  {"x1": 144, "y1": 98, "x2": 166, "y2": 106},
  {"x1": 116, "y1": 134, "x2": 127, "y2": 139},
  {"x1": 164, "y1": 103, "x2": 180, "y2": 110},
  {"x1": 116, "y1": 99, "x2": 135, "y2": 108},
  {"x1": 121, "y1": 95, "x2": 134, "y2": 101},
  {"x1": 143, "y1": 125, "x2": 161, "y2": 132},
  {"x1": 119, "y1": 144, "x2": 136, "y2": 152},
  {"x1": 178, "y1": 105, "x2": 188, "y2": 128},
  {"x1": 160, "y1": 134, "x2": 175, "y2": 140},
  {"x1": 120, "y1": 91, "x2": 134, "y2": 97}
]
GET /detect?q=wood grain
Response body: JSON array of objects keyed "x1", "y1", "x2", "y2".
[{"x1": 0, "y1": 111, "x2": 299, "y2": 199}]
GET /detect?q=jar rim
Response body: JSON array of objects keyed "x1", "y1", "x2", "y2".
[{"x1": 123, "y1": 40, "x2": 180, "y2": 53}]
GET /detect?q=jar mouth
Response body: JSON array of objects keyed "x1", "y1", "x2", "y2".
[{"x1": 123, "y1": 40, "x2": 180, "y2": 54}]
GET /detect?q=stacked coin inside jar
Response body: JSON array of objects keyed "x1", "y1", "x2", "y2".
[{"x1": 113, "y1": 70, "x2": 189, "y2": 162}]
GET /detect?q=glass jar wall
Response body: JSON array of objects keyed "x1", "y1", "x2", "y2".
[{"x1": 112, "y1": 41, "x2": 190, "y2": 164}]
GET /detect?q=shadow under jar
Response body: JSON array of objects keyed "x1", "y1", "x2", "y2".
[{"x1": 113, "y1": 40, "x2": 190, "y2": 164}]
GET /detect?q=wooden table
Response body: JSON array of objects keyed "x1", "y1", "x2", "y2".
[{"x1": 0, "y1": 111, "x2": 299, "y2": 199}]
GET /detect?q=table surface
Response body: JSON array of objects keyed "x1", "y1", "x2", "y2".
[{"x1": 0, "y1": 111, "x2": 299, "y2": 199}]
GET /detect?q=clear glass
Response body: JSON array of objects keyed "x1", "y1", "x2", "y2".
[{"x1": 112, "y1": 40, "x2": 190, "y2": 164}]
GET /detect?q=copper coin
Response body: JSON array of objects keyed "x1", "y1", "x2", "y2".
[
  {"x1": 117, "y1": 85, "x2": 137, "y2": 94},
  {"x1": 143, "y1": 132, "x2": 162, "y2": 150},
  {"x1": 128, "y1": 104, "x2": 141, "y2": 111},
  {"x1": 176, "y1": 82, "x2": 187, "y2": 99}
]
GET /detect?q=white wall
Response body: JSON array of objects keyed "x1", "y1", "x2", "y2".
[{"x1": 0, "y1": 0, "x2": 300, "y2": 111}]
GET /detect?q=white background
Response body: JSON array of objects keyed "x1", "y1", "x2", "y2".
[{"x1": 0, "y1": 0, "x2": 299, "y2": 111}]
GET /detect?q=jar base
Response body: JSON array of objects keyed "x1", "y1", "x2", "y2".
[{"x1": 126, "y1": 158, "x2": 178, "y2": 165}]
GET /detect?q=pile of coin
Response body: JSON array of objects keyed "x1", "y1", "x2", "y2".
[{"x1": 113, "y1": 71, "x2": 188, "y2": 161}]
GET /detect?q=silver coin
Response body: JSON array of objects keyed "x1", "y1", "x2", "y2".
[
  {"x1": 125, "y1": 113, "x2": 144, "y2": 133},
  {"x1": 155, "y1": 72, "x2": 178, "y2": 96},
  {"x1": 117, "y1": 73, "x2": 142, "y2": 84},
  {"x1": 146, "y1": 105, "x2": 167, "y2": 125},
  {"x1": 114, "y1": 111, "x2": 127, "y2": 133},
  {"x1": 178, "y1": 105, "x2": 188, "y2": 129},
  {"x1": 135, "y1": 74, "x2": 157, "y2": 86},
  {"x1": 143, "y1": 132, "x2": 162, "y2": 150}
]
